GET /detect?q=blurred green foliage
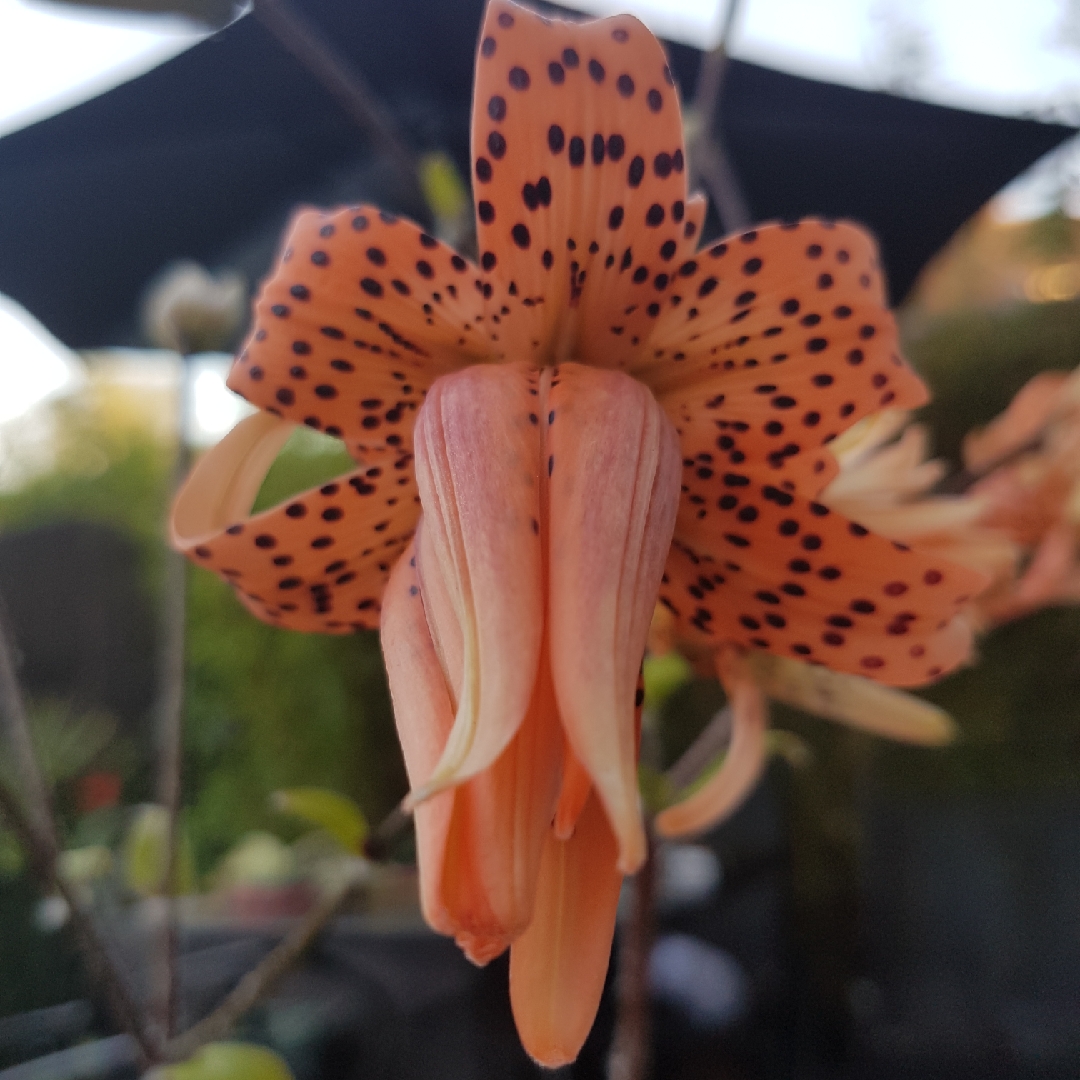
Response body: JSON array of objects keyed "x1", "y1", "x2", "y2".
[{"x1": 0, "y1": 395, "x2": 406, "y2": 878}]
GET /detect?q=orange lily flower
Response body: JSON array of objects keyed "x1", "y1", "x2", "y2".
[
  {"x1": 170, "y1": 0, "x2": 987, "y2": 1063},
  {"x1": 963, "y1": 366, "x2": 1080, "y2": 624}
]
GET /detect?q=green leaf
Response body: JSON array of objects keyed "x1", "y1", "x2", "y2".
[
  {"x1": 642, "y1": 651, "x2": 694, "y2": 712},
  {"x1": 147, "y1": 1042, "x2": 295, "y2": 1080},
  {"x1": 122, "y1": 805, "x2": 197, "y2": 896},
  {"x1": 212, "y1": 831, "x2": 296, "y2": 888},
  {"x1": 637, "y1": 764, "x2": 673, "y2": 815},
  {"x1": 418, "y1": 151, "x2": 470, "y2": 227},
  {"x1": 271, "y1": 787, "x2": 368, "y2": 853}
]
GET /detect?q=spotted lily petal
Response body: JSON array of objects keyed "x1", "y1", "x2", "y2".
[
  {"x1": 471, "y1": 0, "x2": 692, "y2": 368},
  {"x1": 229, "y1": 206, "x2": 492, "y2": 457},
  {"x1": 172, "y1": 414, "x2": 418, "y2": 632},
  {"x1": 655, "y1": 648, "x2": 768, "y2": 838},
  {"x1": 660, "y1": 489, "x2": 988, "y2": 688},
  {"x1": 171, "y1": 412, "x2": 294, "y2": 543},
  {"x1": 547, "y1": 363, "x2": 681, "y2": 872}
]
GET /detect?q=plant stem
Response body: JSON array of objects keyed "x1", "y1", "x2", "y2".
[
  {"x1": 0, "y1": 606, "x2": 58, "y2": 859},
  {"x1": 161, "y1": 871, "x2": 358, "y2": 1063},
  {"x1": 0, "y1": 778, "x2": 156, "y2": 1067},
  {"x1": 251, "y1": 0, "x2": 426, "y2": 213},
  {"x1": 154, "y1": 354, "x2": 194, "y2": 1042},
  {"x1": 689, "y1": 0, "x2": 752, "y2": 233},
  {"x1": 361, "y1": 800, "x2": 411, "y2": 861},
  {"x1": 607, "y1": 835, "x2": 657, "y2": 1080}
]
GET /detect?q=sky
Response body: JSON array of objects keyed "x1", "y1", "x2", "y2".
[{"x1": 2, "y1": 0, "x2": 1080, "y2": 433}]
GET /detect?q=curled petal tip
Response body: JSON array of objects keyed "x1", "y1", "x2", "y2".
[{"x1": 655, "y1": 649, "x2": 768, "y2": 839}]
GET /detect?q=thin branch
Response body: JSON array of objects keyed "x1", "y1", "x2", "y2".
[
  {"x1": 666, "y1": 705, "x2": 734, "y2": 792},
  {"x1": 161, "y1": 871, "x2": 359, "y2": 1064},
  {"x1": 251, "y1": 0, "x2": 426, "y2": 212},
  {"x1": 361, "y1": 800, "x2": 411, "y2": 861},
  {"x1": 0, "y1": 606, "x2": 58, "y2": 859},
  {"x1": 607, "y1": 835, "x2": 657, "y2": 1080},
  {"x1": 154, "y1": 354, "x2": 195, "y2": 1042},
  {"x1": 688, "y1": 0, "x2": 752, "y2": 233},
  {"x1": 0, "y1": 781, "x2": 156, "y2": 1068}
]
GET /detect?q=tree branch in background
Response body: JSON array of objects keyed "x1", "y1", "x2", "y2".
[
  {"x1": 251, "y1": 0, "x2": 427, "y2": 214},
  {"x1": 0, "y1": 605, "x2": 58, "y2": 861},
  {"x1": 0, "y1": 714, "x2": 156, "y2": 1067},
  {"x1": 161, "y1": 869, "x2": 360, "y2": 1064},
  {"x1": 154, "y1": 352, "x2": 194, "y2": 1043},
  {"x1": 607, "y1": 837, "x2": 658, "y2": 1080},
  {"x1": 689, "y1": 0, "x2": 752, "y2": 233}
]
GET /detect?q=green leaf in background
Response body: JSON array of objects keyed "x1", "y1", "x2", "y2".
[
  {"x1": 122, "y1": 804, "x2": 196, "y2": 896},
  {"x1": 211, "y1": 831, "x2": 296, "y2": 889},
  {"x1": 146, "y1": 1042, "x2": 295, "y2": 1080},
  {"x1": 642, "y1": 650, "x2": 694, "y2": 713},
  {"x1": 0, "y1": 701, "x2": 117, "y2": 792},
  {"x1": 637, "y1": 764, "x2": 673, "y2": 816},
  {"x1": 418, "y1": 151, "x2": 470, "y2": 232},
  {"x1": 59, "y1": 845, "x2": 114, "y2": 887},
  {"x1": 271, "y1": 787, "x2": 368, "y2": 853}
]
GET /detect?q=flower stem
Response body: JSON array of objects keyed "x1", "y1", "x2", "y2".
[
  {"x1": 154, "y1": 353, "x2": 194, "y2": 1042},
  {"x1": 607, "y1": 834, "x2": 657, "y2": 1080}
]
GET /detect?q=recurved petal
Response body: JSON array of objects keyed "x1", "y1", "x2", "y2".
[
  {"x1": 655, "y1": 648, "x2": 768, "y2": 838},
  {"x1": 508, "y1": 792, "x2": 622, "y2": 1067},
  {"x1": 963, "y1": 370, "x2": 1071, "y2": 474},
  {"x1": 172, "y1": 414, "x2": 417, "y2": 631},
  {"x1": 407, "y1": 363, "x2": 545, "y2": 802},
  {"x1": 471, "y1": 0, "x2": 695, "y2": 368},
  {"x1": 746, "y1": 651, "x2": 958, "y2": 745},
  {"x1": 546, "y1": 363, "x2": 681, "y2": 873},
  {"x1": 229, "y1": 206, "x2": 494, "y2": 458}
]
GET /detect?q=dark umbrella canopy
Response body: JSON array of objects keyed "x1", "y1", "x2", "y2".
[{"x1": 0, "y1": 0, "x2": 1073, "y2": 348}]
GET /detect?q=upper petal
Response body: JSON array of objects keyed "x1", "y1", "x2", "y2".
[
  {"x1": 546, "y1": 363, "x2": 681, "y2": 872},
  {"x1": 407, "y1": 362, "x2": 545, "y2": 800},
  {"x1": 172, "y1": 414, "x2": 417, "y2": 631},
  {"x1": 229, "y1": 206, "x2": 495, "y2": 457},
  {"x1": 471, "y1": 0, "x2": 694, "y2": 368}
]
